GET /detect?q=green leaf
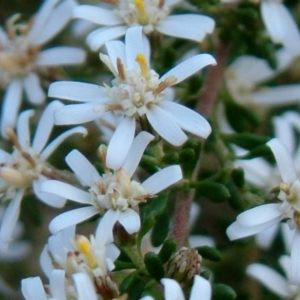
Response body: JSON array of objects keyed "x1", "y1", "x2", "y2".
[
  {"x1": 161, "y1": 152, "x2": 179, "y2": 164},
  {"x1": 222, "y1": 133, "x2": 270, "y2": 150},
  {"x1": 114, "y1": 260, "x2": 135, "y2": 271},
  {"x1": 144, "y1": 252, "x2": 165, "y2": 282},
  {"x1": 158, "y1": 238, "x2": 177, "y2": 263},
  {"x1": 140, "y1": 192, "x2": 169, "y2": 218},
  {"x1": 193, "y1": 182, "x2": 230, "y2": 203},
  {"x1": 196, "y1": 246, "x2": 222, "y2": 261},
  {"x1": 138, "y1": 216, "x2": 155, "y2": 248},
  {"x1": 151, "y1": 211, "x2": 170, "y2": 247},
  {"x1": 231, "y1": 168, "x2": 245, "y2": 188},
  {"x1": 213, "y1": 283, "x2": 237, "y2": 300},
  {"x1": 226, "y1": 180, "x2": 244, "y2": 210},
  {"x1": 119, "y1": 271, "x2": 139, "y2": 293}
]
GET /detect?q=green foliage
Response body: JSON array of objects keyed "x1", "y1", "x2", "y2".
[
  {"x1": 144, "y1": 252, "x2": 165, "y2": 282},
  {"x1": 196, "y1": 246, "x2": 223, "y2": 262},
  {"x1": 212, "y1": 283, "x2": 237, "y2": 300}
]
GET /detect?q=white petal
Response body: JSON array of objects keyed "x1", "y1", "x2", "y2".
[
  {"x1": 96, "y1": 210, "x2": 119, "y2": 243},
  {"x1": 54, "y1": 103, "x2": 102, "y2": 125},
  {"x1": 49, "y1": 206, "x2": 98, "y2": 234},
  {"x1": 160, "y1": 54, "x2": 216, "y2": 85},
  {"x1": 118, "y1": 209, "x2": 141, "y2": 234},
  {"x1": 161, "y1": 278, "x2": 185, "y2": 300},
  {"x1": 237, "y1": 203, "x2": 282, "y2": 227},
  {"x1": 290, "y1": 229, "x2": 300, "y2": 284},
  {"x1": 66, "y1": 149, "x2": 100, "y2": 186},
  {"x1": 73, "y1": 5, "x2": 123, "y2": 25},
  {"x1": 267, "y1": 138, "x2": 297, "y2": 184},
  {"x1": 142, "y1": 165, "x2": 182, "y2": 194},
  {"x1": 21, "y1": 277, "x2": 47, "y2": 300},
  {"x1": 147, "y1": 105, "x2": 187, "y2": 146},
  {"x1": 159, "y1": 101, "x2": 211, "y2": 138},
  {"x1": 31, "y1": 0, "x2": 76, "y2": 45},
  {"x1": 157, "y1": 14, "x2": 215, "y2": 42},
  {"x1": 0, "y1": 189, "x2": 24, "y2": 250},
  {"x1": 41, "y1": 180, "x2": 91, "y2": 204},
  {"x1": 87, "y1": 26, "x2": 127, "y2": 51},
  {"x1": 17, "y1": 109, "x2": 34, "y2": 149},
  {"x1": 50, "y1": 269, "x2": 66, "y2": 300},
  {"x1": 0, "y1": 241, "x2": 30, "y2": 261},
  {"x1": 36, "y1": 47, "x2": 86, "y2": 66},
  {"x1": 1, "y1": 79, "x2": 23, "y2": 137},
  {"x1": 33, "y1": 178, "x2": 67, "y2": 208},
  {"x1": 41, "y1": 126, "x2": 87, "y2": 160},
  {"x1": 23, "y1": 73, "x2": 46, "y2": 105},
  {"x1": 32, "y1": 100, "x2": 64, "y2": 153},
  {"x1": 246, "y1": 264, "x2": 290, "y2": 298},
  {"x1": 125, "y1": 26, "x2": 146, "y2": 69},
  {"x1": 48, "y1": 81, "x2": 106, "y2": 102},
  {"x1": 104, "y1": 40, "x2": 126, "y2": 74},
  {"x1": 190, "y1": 276, "x2": 212, "y2": 300},
  {"x1": 255, "y1": 223, "x2": 279, "y2": 250},
  {"x1": 106, "y1": 117, "x2": 136, "y2": 170},
  {"x1": 73, "y1": 273, "x2": 98, "y2": 300},
  {"x1": 122, "y1": 131, "x2": 155, "y2": 177},
  {"x1": 40, "y1": 246, "x2": 54, "y2": 277}
]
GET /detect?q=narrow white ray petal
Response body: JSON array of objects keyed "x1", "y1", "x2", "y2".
[
  {"x1": 160, "y1": 54, "x2": 216, "y2": 85},
  {"x1": 0, "y1": 149, "x2": 10, "y2": 163},
  {"x1": 50, "y1": 269, "x2": 66, "y2": 300},
  {"x1": 0, "y1": 189, "x2": 24, "y2": 250},
  {"x1": 32, "y1": 0, "x2": 76, "y2": 45},
  {"x1": 226, "y1": 216, "x2": 281, "y2": 241},
  {"x1": 105, "y1": 243, "x2": 120, "y2": 264},
  {"x1": 267, "y1": 138, "x2": 297, "y2": 184},
  {"x1": 125, "y1": 26, "x2": 145, "y2": 69},
  {"x1": 106, "y1": 117, "x2": 136, "y2": 170},
  {"x1": 237, "y1": 204, "x2": 282, "y2": 227},
  {"x1": 41, "y1": 180, "x2": 91, "y2": 204},
  {"x1": 273, "y1": 115, "x2": 295, "y2": 152},
  {"x1": 21, "y1": 277, "x2": 47, "y2": 300},
  {"x1": 146, "y1": 105, "x2": 187, "y2": 146},
  {"x1": 284, "y1": 111, "x2": 300, "y2": 131},
  {"x1": 96, "y1": 210, "x2": 119, "y2": 243},
  {"x1": 73, "y1": 5, "x2": 123, "y2": 25},
  {"x1": 17, "y1": 109, "x2": 34, "y2": 149},
  {"x1": 142, "y1": 165, "x2": 182, "y2": 194},
  {"x1": 250, "y1": 85, "x2": 300, "y2": 106},
  {"x1": 28, "y1": 0, "x2": 59, "y2": 41},
  {"x1": 159, "y1": 101, "x2": 211, "y2": 138},
  {"x1": 104, "y1": 40, "x2": 126, "y2": 74},
  {"x1": 65, "y1": 149, "x2": 100, "y2": 186},
  {"x1": 49, "y1": 206, "x2": 98, "y2": 234},
  {"x1": 246, "y1": 264, "x2": 290, "y2": 298},
  {"x1": 73, "y1": 273, "x2": 98, "y2": 300},
  {"x1": 255, "y1": 223, "x2": 279, "y2": 250},
  {"x1": 1, "y1": 79, "x2": 23, "y2": 137},
  {"x1": 40, "y1": 246, "x2": 53, "y2": 277},
  {"x1": 261, "y1": 1, "x2": 285, "y2": 43},
  {"x1": 32, "y1": 100, "x2": 64, "y2": 153},
  {"x1": 157, "y1": 14, "x2": 215, "y2": 42},
  {"x1": 0, "y1": 241, "x2": 30, "y2": 261},
  {"x1": 279, "y1": 255, "x2": 291, "y2": 278},
  {"x1": 36, "y1": 47, "x2": 86, "y2": 66},
  {"x1": 122, "y1": 131, "x2": 154, "y2": 177},
  {"x1": 161, "y1": 278, "x2": 185, "y2": 300},
  {"x1": 41, "y1": 126, "x2": 87, "y2": 160},
  {"x1": 118, "y1": 209, "x2": 141, "y2": 234},
  {"x1": 290, "y1": 229, "x2": 300, "y2": 284},
  {"x1": 190, "y1": 276, "x2": 212, "y2": 300},
  {"x1": 281, "y1": 223, "x2": 294, "y2": 253},
  {"x1": 54, "y1": 103, "x2": 102, "y2": 125},
  {"x1": 189, "y1": 235, "x2": 215, "y2": 248},
  {"x1": 23, "y1": 73, "x2": 45, "y2": 105},
  {"x1": 49, "y1": 81, "x2": 106, "y2": 102},
  {"x1": 33, "y1": 178, "x2": 67, "y2": 208},
  {"x1": 87, "y1": 26, "x2": 127, "y2": 51}
]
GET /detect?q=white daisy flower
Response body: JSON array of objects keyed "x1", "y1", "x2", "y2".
[
  {"x1": 247, "y1": 255, "x2": 300, "y2": 298},
  {"x1": 0, "y1": 0, "x2": 86, "y2": 137},
  {"x1": 227, "y1": 138, "x2": 300, "y2": 284},
  {"x1": 49, "y1": 26, "x2": 215, "y2": 169},
  {"x1": 0, "y1": 101, "x2": 87, "y2": 250},
  {"x1": 161, "y1": 275, "x2": 212, "y2": 300},
  {"x1": 72, "y1": 0, "x2": 215, "y2": 51},
  {"x1": 22, "y1": 270, "x2": 99, "y2": 300},
  {"x1": 41, "y1": 131, "x2": 182, "y2": 242}
]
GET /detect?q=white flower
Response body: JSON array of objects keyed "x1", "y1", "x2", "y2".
[
  {"x1": 72, "y1": 0, "x2": 215, "y2": 51},
  {"x1": 0, "y1": 101, "x2": 87, "y2": 250},
  {"x1": 22, "y1": 270, "x2": 99, "y2": 300},
  {"x1": 161, "y1": 275, "x2": 212, "y2": 300},
  {"x1": 227, "y1": 138, "x2": 300, "y2": 284},
  {"x1": 247, "y1": 255, "x2": 300, "y2": 299},
  {"x1": 49, "y1": 26, "x2": 215, "y2": 169},
  {"x1": 0, "y1": 0, "x2": 86, "y2": 137},
  {"x1": 41, "y1": 131, "x2": 182, "y2": 242}
]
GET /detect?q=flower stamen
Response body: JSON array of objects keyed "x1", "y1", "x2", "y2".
[
  {"x1": 135, "y1": 53, "x2": 149, "y2": 78},
  {"x1": 134, "y1": 0, "x2": 148, "y2": 25}
]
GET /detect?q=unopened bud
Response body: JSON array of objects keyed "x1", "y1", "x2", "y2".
[
  {"x1": 94, "y1": 273, "x2": 119, "y2": 299},
  {"x1": 0, "y1": 167, "x2": 30, "y2": 187}
]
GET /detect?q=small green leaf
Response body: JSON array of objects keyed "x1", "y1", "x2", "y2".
[
  {"x1": 144, "y1": 252, "x2": 165, "y2": 282},
  {"x1": 140, "y1": 192, "x2": 169, "y2": 218},
  {"x1": 196, "y1": 246, "x2": 222, "y2": 261},
  {"x1": 194, "y1": 182, "x2": 230, "y2": 203},
  {"x1": 213, "y1": 283, "x2": 237, "y2": 300},
  {"x1": 158, "y1": 238, "x2": 177, "y2": 263},
  {"x1": 231, "y1": 168, "x2": 245, "y2": 188},
  {"x1": 222, "y1": 133, "x2": 270, "y2": 150},
  {"x1": 161, "y1": 152, "x2": 179, "y2": 164},
  {"x1": 138, "y1": 216, "x2": 155, "y2": 248},
  {"x1": 151, "y1": 211, "x2": 170, "y2": 247},
  {"x1": 119, "y1": 271, "x2": 139, "y2": 293}
]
